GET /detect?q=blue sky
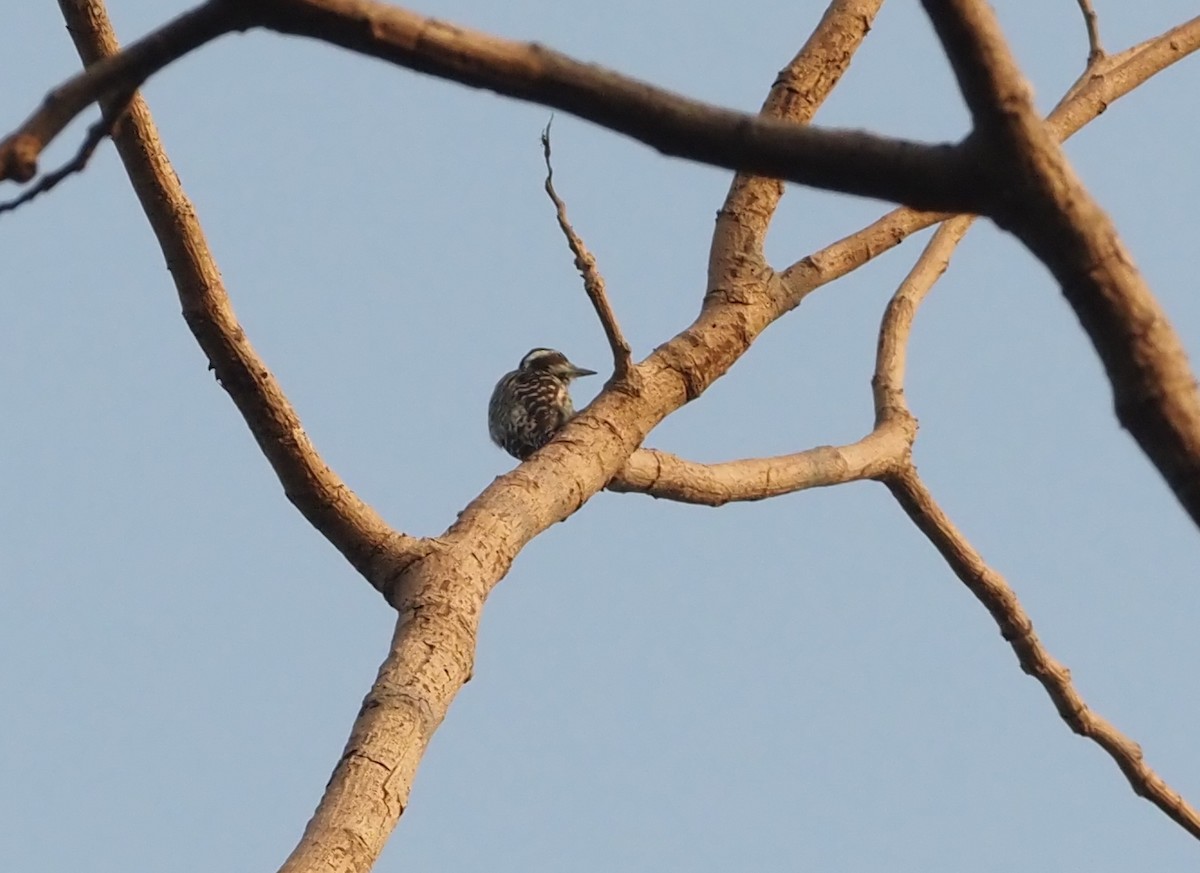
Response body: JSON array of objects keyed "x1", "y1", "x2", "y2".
[{"x1": 3, "y1": 1, "x2": 1200, "y2": 870}]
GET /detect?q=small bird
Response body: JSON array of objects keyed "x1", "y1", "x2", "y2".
[{"x1": 488, "y1": 348, "x2": 596, "y2": 460}]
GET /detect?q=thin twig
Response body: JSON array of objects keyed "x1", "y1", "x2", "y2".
[
  {"x1": 541, "y1": 119, "x2": 634, "y2": 381},
  {"x1": 887, "y1": 466, "x2": 1200, "y2": 840},
  {"x1": 0, "y1": 91, "x2": 133, "y2": 216},
  {"x1": 1077, "y1": 0, "x2": 1106, "y2": 65}
]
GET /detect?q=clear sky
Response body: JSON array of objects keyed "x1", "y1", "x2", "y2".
[{"x1": 3, "y1": 2, "x2": 1200, "y2": 871}]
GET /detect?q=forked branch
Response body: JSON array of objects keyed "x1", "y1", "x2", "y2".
[
  {"x1": 871, "y1": 188, "x2": 1200, "y2": 842},
  {"x1": 923, "y1": 0, "x2": 1200, "y2": 539},
  {"x1": 35, "y1": 0, "x2": 1200, "y2": 868},
  {"x1": 611, "y1": 14, "x2": 1200, "y2": 516},
  {"x1": 1, "y1": 0, "x2": 242, "y2": 184},
  {"x1": 778, "y1": 14, "x2": 1200, "y2": 312},
  {"x1": 709, "y1": 0, "x2": 885, "y2": 282},
  {"x1": 1076, "y1": 0, "x2": 1106, "y2": 65},
  {"x1": 0, "y1": 90, "x2": 133, "y2": 215}
]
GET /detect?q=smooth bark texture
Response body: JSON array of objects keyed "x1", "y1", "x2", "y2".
[{"x1": 609, "y1": 424, "x2": 910, "y2": 506}]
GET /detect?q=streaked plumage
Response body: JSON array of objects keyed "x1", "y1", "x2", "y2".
[{"x1": 488, "y1": 348, "x2": 596, "y2": 460}]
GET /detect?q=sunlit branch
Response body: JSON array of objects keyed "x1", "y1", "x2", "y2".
[{"x1": 56, "y1": 0, "x2": 422, "y2": 588}]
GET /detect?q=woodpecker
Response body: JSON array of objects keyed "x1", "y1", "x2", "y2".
[{"x1": 488, "y1": 348, "x2": 596, "y2": 460}]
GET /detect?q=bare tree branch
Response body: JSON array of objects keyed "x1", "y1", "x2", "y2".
[
  {"x1": 709, "y1": 0, "x2": 885, "y2": 302},
  {"x1": 8, "y1": 3, "x2": 1197, "y2": 232},
  {"x1": 541, "y1": 121, "x2": 634, "y2": 381},
  {"x1": 1, "y1": 0, "x2": 242, "y2": 183},
  {"x1": 4, "y1": 0, "x2": 988, "y2": 212},
  {"x1": 611, "y1": 15, "x2": 1200, "y2": 512},
  {"x1": 1050, "y1": 16, "x2": 1200, "y2": 122},
  {"x1": 887, "y1": 466, "x2": 1200, "y2": 840},
  {"x1": 0, "y1": 90, "x2": 133, "y2": 215},
  {"x1": 37, "y1": 8, "x2": 899, "y2": 860},
  {"x1": 608, "y1": 422, "x2": 911, "y2": 506},
  {"x1": 864, "y1": 201, "x2": 1200, "y2": 839},
  {"x1": 637, "y1": 138, "x2": 1200, "y2": 831},
  {"x1": 247, "y1": 0, "x2": 983, "y2": 213},
  {"x1": 777, "y1": 15, "x2": 1200, "y2": 313},
  {"x1": 38, "y1": 0, "x2": 1200, "y2": 867},
  {"x1": 925, "y1": 0, "x2": 1200, "y2": 536},
  {"x1": 56, "y1": 0, "x2": 423, "y2": 588},
  {"x1": 872, "y1": 215, "x2": 976, "y2": 421},
  {"x1": 45, "y1": 2, "x2": 863, "y2": 867},
  {"x1": 602, "y1": 1, "x2": 893, "y2": 508},
  {"x1": 602, "y1": 1, "x2": 894, "y2": 507},
  {"x1": 285, "y1": 5, "x2": 906, "y2": 867},
  {"x1": 1077, "y1": 0, "x2": 1106, "y2": 65}
]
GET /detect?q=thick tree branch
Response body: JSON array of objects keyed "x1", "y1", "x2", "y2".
[
  {"x1": 40, "y1": 4, "x2": 904, "y2": 870},
  {"x1": 8, "y1": 3, "x2": 1197, "y2": 232},
  {"x1": 278, "y1": 5, "x2": 913, "y2": 868},
  {"x1": 5, "y1": 0, "x2": 989, "y2": 213},
  {"x1": 57, "y1": 0, "x2": 422, "y2": 587},
  {"x1": 247, "y1": 0, "x2": 984, "y2": 213},
  {"x1": 708, "y1": 0, "x2": 884, "y2": 302},
  {"x1": 925, "y1": 0, "x2": 1200, "y2": 532},
  {"x1": 541, "y1": 123, "x2": 634, "y2": 381},
  {"x1": 887, "y1": 466, "x2": 1200, "y2": 840},
  {"x1": 40, "y1": 1, "x2": 1200, "y2": 869},
  {"x1": 600, "y1": 2, "x2": 890, "y2": 507},
  {"x1": 601, "y1": 1, "x2": 890, "y2": 509},
  {"x1": 609, "y1": 14, "x2": 1200, "y2": 511}
]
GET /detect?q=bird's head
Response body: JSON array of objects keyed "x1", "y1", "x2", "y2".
[{"x1": 518, "y1": 348, "x2": 597, "y2": 381}]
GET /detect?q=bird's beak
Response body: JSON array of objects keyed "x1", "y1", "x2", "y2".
[{"x1": 570, "y1": 366, "x2": 597, "y2": 378}]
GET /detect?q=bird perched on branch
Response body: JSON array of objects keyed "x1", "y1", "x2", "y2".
[{"x1": 488, "y1": 348, "x2": 596, "y2": 460}]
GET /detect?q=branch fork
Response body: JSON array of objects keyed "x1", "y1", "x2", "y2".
[{"x1": 27, "y1": 1, "x2": 1200, "y2": 870}]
